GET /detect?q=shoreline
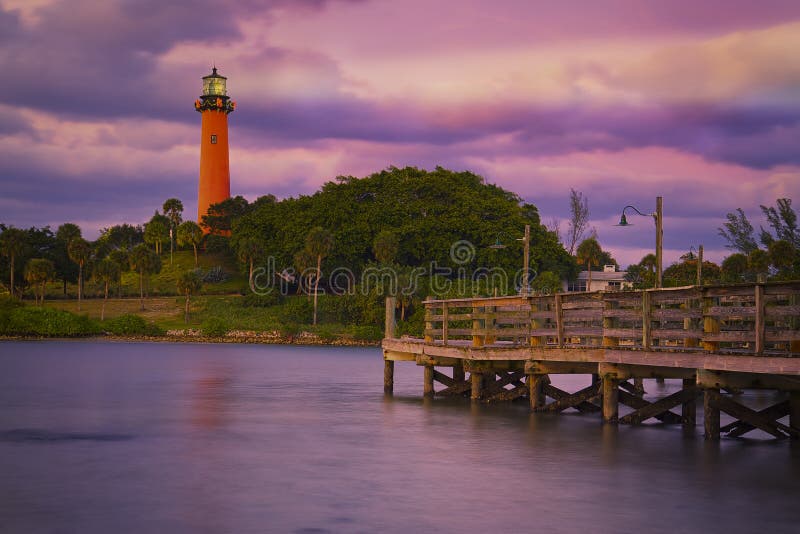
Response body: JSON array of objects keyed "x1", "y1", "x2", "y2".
[{"x1": 0, "y1": 333, "x2": 381, "y2": 347}]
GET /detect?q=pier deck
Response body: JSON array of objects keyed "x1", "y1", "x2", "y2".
[{"x1": 381, "y1": 282, "x2": 800, "y2": 440}]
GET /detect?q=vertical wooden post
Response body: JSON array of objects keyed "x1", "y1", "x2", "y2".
[
  {"x1": 472, "y1": 304, "x2": 484, "y2": 347},
  {"x1": 555, "y1": 294, "x2": 564, "y2": 348},
  {"x1": 754, "y1": 284, "x2": 765, "y2": 355},
  {"x1": 424, "y1": 301, "x2": 433, "y2": 343},
  {"x1": 642, "y1": 290, "x2": 652, "y2": 350},
  {"x1": 656, "y1": 196, "x2": 663, "y2": 288},
  {"x1": 681, "y1": 377, "x2": 696, "y2": 430},
  {"x1": 530, "y1": 299, "x2": 542, "y2": 347},
  {"x1": 385, "y1": 296, "x2": 397, "y2": 339},
  {"x1": 704, "y1": 388, "x2": 720, "y2": 441},
  {"x1": 453, "y1": 361, "x2": 465, "y2": 384},
  {"x1": 528, "y1": 374, "x2": 547, "y2": 411},
  {"x1": 383, "y1": 360, "x2": 394, "y2": 395},
  {"x1": 470, "y1": 372, "x2": 483, "y2": 400},
  {"x1": 602, "y1": 376, "x2": 619, "y2": 423},
  {"x1": 683, "y1": 296, "x2": 699, "y2": 349},
  {"x1": 423, "y1": 365, "x2": 434, "y2": 397},
  {"x1": 790, "y1": 392, "x2": 800, "y2": 437},
  {"x1": 702, "y1": 292, "x2": 720, "y2": 352},
  {"x1": 697, "y1": 245, "x2": 703, "y2": 286},
  {"x1": 602, "y1": 296, "x2": 618, "y2": 348},
  {"x1": 442, "y1": 302, "x2": 449, "y2": 346}
]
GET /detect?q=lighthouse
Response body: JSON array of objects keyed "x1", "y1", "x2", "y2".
[{"x1": 195, "y1": 67, "x2": 235, "y2": 229}]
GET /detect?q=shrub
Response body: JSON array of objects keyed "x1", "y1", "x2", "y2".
[
  {"x1": 396, "y1": 304, "x2": 424, "y2": 338},
  {"x1": 204, "y1": 235, "x2": 230, "y2": 255},
  {"x1": 347, "y1": 325, "x2": 383, "y2": 342},
  {"x1": 201, "y1": 316, "x2": 229, "y2": 337},
  {"x1": 1, "y1": 306, "x2": 101, "y2": 337},
  {"x1": 202, "y1": 266, "x2": 229, "y2": 283},
  {"x1": 241, "y1": 291, "x2": 283, "y2": 308},
  {"x1": 279, "y1": 297, "x2": 313, "y2": 324},
  {"x1": 313, "y1": 324, "x2": 339, "y2": 341},
  {"x1": 104, "y1": 314, "x2": 163, "y2": 336}
]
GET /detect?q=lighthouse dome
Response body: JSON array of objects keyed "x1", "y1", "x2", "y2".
[{"x1": 202, "y1": 67, "x2": 227, "y2": 97}]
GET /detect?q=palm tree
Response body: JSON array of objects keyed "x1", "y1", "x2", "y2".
[
  {"x1": 237, "y1": 237, "x2": 264, "y2": 290},
  {"x1": 162, "y1": 198, "x2": 184, "y2": 266},
  {"x1": 177, "y1": 221, "x2": 203, "y2": 267},
  {"x1": 576, "y1": 238, "x2": 602, "y2": 291},
  {"x1": 56, "y1": 223, "x2": 82, "y2": 296},
  {"x1": 24, "y1": 258, "x2": 54, "y2": 305},
  {"x1": 640, "y1": 253, "x2": 657, "y2": 274},
  {"x1": 68, "y1": 237, "x2": 92, "y2": 311},
  {"x1": 108, "y1": 249, "x2": 129, "y2": 298},
  {"x1": 176, "y1": 270, "x2": 203, "y2": 323},
  {"x1": 0, "y1": 227, "x2": 27, "y2": 299},
  {"x1": 305, "y1": 226, "x2": 334, "y2": 325},
  {"x1": 129, "y1": 244, "x2": 162, "y2": 311},
  {"x1": 93, "y1": 258, "x2": 121, "y2": 321},
  {"x1": 144, "y1": 219, "x2": 168, "y2": 255}
]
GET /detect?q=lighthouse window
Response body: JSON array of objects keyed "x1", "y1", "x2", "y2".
[{"x1": 210, "y1": 134, "x2": 217, "y2": 144}]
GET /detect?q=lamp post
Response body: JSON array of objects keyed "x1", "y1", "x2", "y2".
[
  {"x1": 489, "y1": 224, "x2": 531, "y2": 295},
  {"x1": 616, "y1": 197, "x2": 663, "y2": 288}
]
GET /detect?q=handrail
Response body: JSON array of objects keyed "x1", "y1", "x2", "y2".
[{"x1": 420, "y1": 281, "x2": 800, "y2": 356}]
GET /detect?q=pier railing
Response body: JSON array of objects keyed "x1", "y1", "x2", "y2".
[{"x1": 422, "y1": 281, "x2": 800, "y2": 356}]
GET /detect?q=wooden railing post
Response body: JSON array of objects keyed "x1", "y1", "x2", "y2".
[
  {"x1": 755, "y1": 284, "x2": 765, "y2": 355},
  {"x1": 602, "y1": 294, "x2": 618, "y2": 348},
  {"x1": 555, "y1": 294, "x2": 564, "y2": 348},
  {"x1": 702, "y1": 290, "x2": 720, "y2": 352},
  {"x1": 442, "y1": 302, "x2": 449, "y2": 346},
  {"x1": 424, "y1": 301, "x2": 434, "y2": 343},
  {"x1": 472, "y1": 303, "x2": 484, "y2": 347},
  {"x1": 385, "y1": 296, "x2": 397, "y2": 339},
  {"x1": 642, "y1": 290, "x2": 652, "y2": 350}
]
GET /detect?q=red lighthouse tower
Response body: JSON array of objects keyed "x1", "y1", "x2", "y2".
[{"x1": 195, "y1": 67, "x2": 235, "y2": 229}]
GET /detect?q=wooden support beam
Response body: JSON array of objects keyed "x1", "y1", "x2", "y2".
[
  {"x1": 618, "y1": 387, "x2": 698, "y2": 425},
  {"x1": 464, "y1": 360, "x2": 525, "y2": 373},
  {"x1": 554, "y1": 294, "x2": 565, "y2": 348},
  {"x1": 415, "y1": 354, "x2": 461, "y2": 367},
  {"x1": 385, "y1": 296, "x2": 397, "y2": 339},
  {"x1": 617, "y1": 389, "x2": 682, "y2": 424},
  {"x1": 682, "y1": 378, "x2": 696, "y2": 430},
  {"x1": 792, "y1": 392, "x2": 800, "y2": 437},
  {"x1": 704, "y1": 388, "x2": 720, "y2": 441},
  {"x1": 714, "y1": 393, "x2": 798, "y2": 439},
  {"x1": 754, "y1": 284, "x2": 765, "y2": 355},
  {"x1": 603, "y1": 298, "x2": 619, "y2": 348},
  {"x1": 525, "y1": 360, "x2": 598, "y2": 375},
  {"x1": 541, "y1": 382, "x2": 601, "y2": 413},
  {"x1": 470, "y1": 372, "x2": 483, "y2": 400},
  {"x1": 383, "y1": 360, "x2": 394, "y2": 394},
  {"x1": 702, "y1": 293, "x2": 720, "y2": 352},
  {"x1": 383, "y1": 350, "x2": 417, "y2": 362},
  {"x1": 602, "y1": 376, "x2": 619, "y2": 423},
  {"x1": 696, "y1": 369, "x2": 800, "y2": 391},
  {"x1": 721, "y1": 400, "x2": 789, "y2": 437},
  {"x1": 423, "y1": 365, "x2": 434, "y2": 397},
  {"x1": 543, "y1": 384, "x2": 601, "y2": 413},
  {"x1": 483, "y1": 371, "x2": 526, "y2": 398},
  {"x1": 528, "y1": 374, "x2": 547, "y2": 411},
  {"x1": 642, "y1": 290, "x2": 652, "y2": 350}
]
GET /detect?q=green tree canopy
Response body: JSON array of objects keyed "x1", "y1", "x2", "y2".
[{"x1": 177, "y1": 221, "x2": 204, "y2": 267}]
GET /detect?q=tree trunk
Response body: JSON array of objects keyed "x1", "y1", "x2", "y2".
[
  {"x1": 139, "y1": 272, "x2": 144, "y2": 311},
  {"x1": 193, "y1": 244, "x2": 198, "y2": 267},
  {"x1": 313, "y1": 255, "x2": 321, "y2": 325},
  {"x1": 9, "y1": 255, "x2": 14, "y2": 299},
  {"x1": 63, "y1": 278, "x2": 67, "y2": 297},
  {"x1": 587, "y1": 261, "x2": 592, "y2": 291},
  {"x1": 184, "y1": 293, "x2": 190, "y2": 323},
  {"x1": 101, "y1": 282, "x2": 108, "y2": 321},
  {"x1": 77, "y1": 263, "x2": 83, "y2": 312},
  {"x1": 249, "y1": 259, "x2": 254, "y2": 290},
  {"x1": 41, "y1": 281, "x2": 46, "y2": 305}
]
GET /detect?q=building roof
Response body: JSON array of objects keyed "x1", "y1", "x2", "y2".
[{"x1": 577, "y1": 270, "x2": 628, "y2": 281}]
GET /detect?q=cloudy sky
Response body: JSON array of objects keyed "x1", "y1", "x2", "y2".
[{"x1": 1, "y1": 0, "x2": 799, "y2": 266}]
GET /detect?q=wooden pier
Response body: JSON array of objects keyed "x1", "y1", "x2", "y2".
[{"x1": 381, "y1": 282, "x2": 800, "y2": 440}]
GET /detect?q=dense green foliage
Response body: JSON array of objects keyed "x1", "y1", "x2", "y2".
[
  {"x1": 0, "y1": 303, "x2": 101, "y2": 337},
  {"x1": 103, "y1": 314, "x2": 163, "y2": 336}
]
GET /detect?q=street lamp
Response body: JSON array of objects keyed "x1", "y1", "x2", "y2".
[
  {"x1": 616, "y1": 196, "x2": 663, "y2": 288},
  {"x1": 488, "y1": 225, "x2": 531, "y2": 295}
]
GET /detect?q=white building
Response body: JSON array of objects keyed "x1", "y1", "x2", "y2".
[{"x1": 564, "y1": 264, "x2": 632, "y2": 292}]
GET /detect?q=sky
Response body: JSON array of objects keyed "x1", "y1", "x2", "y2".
[{"x1": 1, "y1": 0, "x2": 799, "y2": 267}]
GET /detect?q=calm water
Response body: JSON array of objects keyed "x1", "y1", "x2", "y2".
[{"x1": 1, "y1": 341, "x2": 799, "y2": 533}]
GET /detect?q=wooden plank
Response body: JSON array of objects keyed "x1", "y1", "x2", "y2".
[
  {"x1": 651, "y1": 287, "x2": 701, "y2": 301},
  {"x1": 562, "y1": 327, "x2": 603, "y2": 336},
  {"x1": 530, "y1": 311, "x2": 556, "y2": 319},
  {"x1": 525, "y1": 360, "x2": 598, "y2": 375},
  {"x1": 765, "y1": 330, "x2": 800, "y2": 342},
  {"x1": 763, "y1": 282, "x2": 800, "y2": 295},
  {"x1": 617, "y1": 390, "x2": 684, "y2": 424},
  {"x1": 642, "y1": 290, "x2": 652, "y2": 350},
  {"x1": 602, "y1": 328, "x2": 641, "y2": 338},
  {"x1": 651, "y1": 328, "x2": 704, "y2": 340},
  {"x1": 766, "y1": 305, "x2": 800, "y2": 317},
  {"x1": 555, "y1": 293, "x2": 564, "y2": 348},
  {"x1": 701, "y1": 331, "x2": 754, "y2": 342},
  {"x1": 755, "y1": 285, "x2": 765, "y2": 355},
  {"x1": 707, "y1": 306, "x2": 756, "y2": 316},
  {"x1": 561, "y1": 300, "x2": 604, "y2": 310},
  {"x1": 563, "y1": 309, "x2": 603, "y2": 320},
  {"x1": 442, "y1": 304, "x2": 449, "y2": 345},
  {"x1": 602, "y1": 309, "x2": 642, "y2": 319},
  {"x1": 705, "y1": 286, "x2": 757, "y2": 297},
  {"x1": 652, "y1": 308, "x2": 703, "y2": 320},
  {"x1": 695, "y1": 370, "x2": 800, "y2": 391}
]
